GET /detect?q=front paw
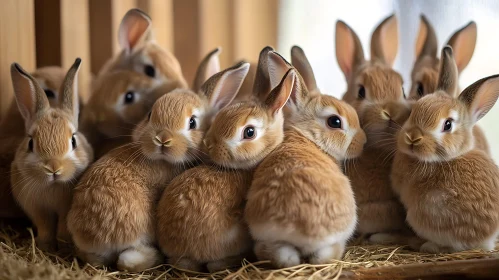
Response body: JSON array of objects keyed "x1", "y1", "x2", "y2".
[
  {"x1": 420, "y1": 241, "x2": 452, "y2": 254},
  {"x1": 35, "y1": 237, "x2": 57, "y2": 252}
]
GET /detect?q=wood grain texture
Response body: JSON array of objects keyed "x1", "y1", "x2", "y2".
[{"x1": 137, "y1": 0, "x2": 174, "y2": 52}]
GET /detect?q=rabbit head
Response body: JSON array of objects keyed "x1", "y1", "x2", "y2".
[
  {"x1": 11, "y1": 59, "x2": 93, "y2": 184},
  {"x1": 410, "y1": 15, "x2": 477, "y2": 99}
]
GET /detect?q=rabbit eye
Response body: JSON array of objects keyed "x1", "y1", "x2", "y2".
[
  {"x1": 28, "y1": 138, "x2": 33, "y2": 152},
  {"x1": 144, "y1": 64, "x2": 156, "y2": 78},
  {"x1": 327, "y1": 115, "x2": 342, "y2": 129},
  {"x1": 243, "y1": 126, "x2": 256, "y2": 140},
  {"x1": 71, "y1": 134, "x2": 77, "y2": 150},
  {"x1": 44, "y1": 89, "x2": 56, "y2": 99},
  {"x1": 443, "y1": 118, "x2": 453, "y2": 132},
  {"x1": 402, "y1": 87, "x2": 406, "y2": 99},
  {"x1": 124, "y1": 91, "x2": 135, "y2": 104},
  {"x1": 417, "y1": 82, "x2": 424, "y2": 97},
  {"x1": 189, "y1": 116, "x2": 196, "y2": 130},
  {"x1": 358, "y1": 85, "x2": 366, "y2": 99}
]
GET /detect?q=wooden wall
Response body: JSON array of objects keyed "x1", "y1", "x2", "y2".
[{"x1": 0, "y1": 0, "x2": 279, "y2": 119}]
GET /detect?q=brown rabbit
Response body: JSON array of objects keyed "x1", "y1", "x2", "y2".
[
  {"x1": 0, "y1": 67, "x2": 68, "y2": 219},
  {"x1": 68, "y1": 56, "x2": 248, "y2": 272},
  {"x1": 245, "y1": 48, "x2": 365, "y2": 268},
  {"x1": 10, "y1": 59, "x2": 93, "y2": 251},
  {"x1": 409, "y1": 16, "x2": 489, "y2": 154},
  {"x1": 391, "y1": 46, "x2": 499, "y2": 253},
  {"x1": 156, "y1": 47, "x2": 290, "y2": 272},
  {"x1": 97, "y1": 8, "x2": 187, "y2": 89},
  {"x1": 335, "y1": 15, "x2": 413, "y2": 243}
]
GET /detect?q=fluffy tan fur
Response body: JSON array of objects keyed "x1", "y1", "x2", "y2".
[{"x1": 10, "y1": 59, "x2": 93, "y2": 252}]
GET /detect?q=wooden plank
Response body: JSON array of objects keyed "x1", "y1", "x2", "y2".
[
  {"x1": 34, "y1": 0, "x2": 61, "y2": 67},
  {"x1": 60, "y1": 0, "x2": 91, "y2": 102},
  {"x1": 88, "y1": 0, "x2": 113, "y2": 75},
  {"x1": 232, "y1": 0, "x2": 278, "y2": 63},
  {"x1": 341, "y1": 257, "x2": 499, "y2": 280},
  {"x1": 137, "y1": 0, "x2": 174, "y2": 52},
  {"x1": 173, "y1": 0, "x2": 201, "y2": 86},
  {"x1": 0, "y1": 0, "x2": 36, "y2": 119}
]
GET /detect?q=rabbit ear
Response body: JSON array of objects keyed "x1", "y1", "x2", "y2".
[
  {"x1": 118, "y1": 9, "x2": 153, "y2": 54},
  {"x1": 193, "y1": 47, "x2": 221, "y2": 93},
  {"x1": 252, "y1": 46, "x2": 274, "y2": 98},
  {"x1": 59, "y1": 58, "x2": 82, "y2": 126},
  {"x1": 370, "y1": 14, "x2": 399, "y2": 66},
  {"x1": 291, "y1": 46, "x2": 318, "y2": 92},
  {"x1": 459, "y1": 74, "x2": 499, "y2": 123},
  {"x1": 335, "y1": 20, "x2": 365, "y2": 80},
  {"x1": 10, "y1": 63, "x2": 50, "y2": 127},
  {"x1": 202, "y1": 62, "x2": 250, "y2": 111},
  {"x1": 446, "y1": 21, "x2": 477, "y2": 73},
  {"x1": 437, "y1": 46, "x2": 459, "y2": 97},
  {"x1": 265, "y1": 69, "x2": 295, "y2": 116},
  {"x1": 268, "y1": 51, "x2": 292, "y2": 91},
  {"x1": 415, "y1": 15, "x2": 438, "y2": 61}
]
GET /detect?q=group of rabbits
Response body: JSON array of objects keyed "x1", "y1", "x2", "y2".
[{"x1": 0, "y1": 8, "x2": 498, "y2": 273}]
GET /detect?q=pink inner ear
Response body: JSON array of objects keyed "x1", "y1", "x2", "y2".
[{"x1": 127, "y1": 21, "x2": 149, "y2": 49}]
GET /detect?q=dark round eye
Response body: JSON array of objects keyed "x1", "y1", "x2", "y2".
[
  {"x1": 71, "y1": 134, "x2": 77, "y2": 150},
  {"x1": 148, "y1": 111, "x2": 152, "y2": 121},
  {"x1": 144, "y1": 64, "x2": 156, "y2": 78},
  {"x1": 124, "y1": 91, "x2": 135, "y2": 104},
  {"x1": 28, "y1": 138, "x2": 33, "y2": 152},
  {"x1": 402, "y1": 86, "x2": 406, "y2": 99},
  {"x1": 417, "y1": 82, "x2": 424, "y2": 97},
  {"x1": 189, "y1": 117, "x2": 196, "y2": 130},
  {"x1": 443, "y1": 119, "x2": 453, "y2": 132},
  {"x1": 243, "y1": 126, "x2": 256, "y2": 139},
  {"x1": 44, "y1": 89, "x2": 56, "y2": 99},
  {"x1": 327, "y1": 115, "x2": 342, "y2": 129},
  {"x1": 358, "y1": 85, "x2": 366, "y2": 99}
]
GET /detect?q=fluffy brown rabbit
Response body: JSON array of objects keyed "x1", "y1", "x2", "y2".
[
  {"x1": 335, "y1": 15, "x2": 413, "y2": 243},
  {"x1": 391, "y1": 46, "x2": 499, "y2": 253},
  {"x1": 409, "y1": 16, "x2": 489, "y2": 154},
  {"x1": 10, "y1": 59, "x2": 93, "y2": 251},
  {"x1": 67, "y1": 55, "x2": 249, "y2": 272},
  {"x1": 97, "y1": 8, "x2": 187, "y2": 89},
  {"x1": 245, "y1": 48, "x2": 365, "y2": 268},
  {"x1": 156, "y1": 47, "x2": 289, "y2": 272},
  {"x1": 0, "y1": 66, "x2": 68, "y2": 219}
]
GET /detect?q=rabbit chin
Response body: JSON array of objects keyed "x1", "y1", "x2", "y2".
[
  {"x1": 399, "y1": 145, "x2": 442, "y2": 163},
  {"x1": 143, "y1": 148, "x2": 191, "y2": 164}
]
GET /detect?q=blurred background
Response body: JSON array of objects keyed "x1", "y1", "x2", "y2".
[{"x1": 0, "y1": 0, "x2": 498, "y2": 161}]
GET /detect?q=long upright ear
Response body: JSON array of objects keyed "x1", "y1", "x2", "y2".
[
  {"x1": 118, "y1": 9, "x2": 153, "y2": 54},
  {"x1": 415, "y1": 15, "x2": 438, "y2": 61},
  {"x1": 267, "y1": 51, "x2": 292, "y2": 90},
  {"x1": 252, "y1": 46, "x2": 274, "y2": 98},
  {"x1": 446, "y1": 21, "x2": 477, "y2": 74},
  {"x1": 11, "y1": 63, "x2": 50, "y2": 128},
  {"x1": 291, "y1": 46, "x2": 318, "y2": 92},
  {"x1": 437, "y1": 46, "x2": 459, "y2": 97},
  {"x1": 192, "y1": 47, "x2": 221, "y2": 93},
  {"x1": 202, "y1": 62, "x2": 250, "y2": 111},
  {"x1": 335, "y1": 20, "x2": 365, "y2": 80},
  {"x1": 60, "y1": 58, "x2": 82, "y2": 125},
  {"x1": 370, "y1": 14, "x2": 399, "y2": 66},
  {"x1": 264, "y1": 69, "x2": 295, "y2": 116},
  {"x1": 459, "y1": 74, "x2": 499, "y2": 123}
]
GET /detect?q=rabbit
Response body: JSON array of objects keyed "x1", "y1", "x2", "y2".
[
  {"x1": 156, "y1": 46, "x2": 289, "y2": 273},
  {"x1": 391, "y1": 46, "x2": 499, "y2": 253},
  {"x1": 335, "y1": 15, "x2": 414, "y2": 243},
  {"x1": 97, "y1": 8, "x2": 187, "y2": 90},
  {"x1": 9, "y1": 58, "x2": 93, "y2": 251},
  {"x1": 244, "y1": 47, "x2": 366, "y2": 269},
  {"x1": 67, "y1": 52, "x2": 249, "y2": 272},
  {"x1": 0, "y1": 66, "x2": 69, "y2": 219},
  {"x1": 409, "y1": 16, "x2": 489, "y2": 155}
]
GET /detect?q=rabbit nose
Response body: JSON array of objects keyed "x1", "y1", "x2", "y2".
[
  {"x1": 43, "y1": 160, "x2": 63, "y2": 176},
  {"x1": 203, "y1": 139, "x2": 213, "y2": 150},
  {"x1": 154, "y1": 131, "x2": 173, "y2": 147},
  {"x1": 381, "y1": 110, "x2": 392, "y2": 120},
  {"x1": 404, "y1": 132, "x2": 423, "y2": 146}
]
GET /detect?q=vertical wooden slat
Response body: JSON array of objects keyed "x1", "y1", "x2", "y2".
[
  {"x1": 89, "y1": 0, "x2": 113, "y2": 75},
  {"x1": 173, "y1": 0, "x2": 201, "y2": 86},
  {"x1": 233, "y1": 0, "x2": 279, "y2": 63},
  {"x1": 0, "y1": 0, "x2": 36, "y2": 118},
  {"x1": 137, "y1": 0, "x2": 174, "y2": 52},
  {"x1": 60, "y1": 0, "x2": 91, "y2": 102},
  {"x1": 34, "y1": 0, "x2": 61, "y2": 67}
]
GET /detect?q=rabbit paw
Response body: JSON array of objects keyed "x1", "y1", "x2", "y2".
[
  {"x1": 273, "y1": 244, "x2": 301, "y2": 268},
  {"x1": 420, "y1": 241, "x2": 452, "y2": 254},
  {"x1": 117, "y1": 246, "x2": 162, "y2": 272},
  {"x1": 309, "y1": 243, "x2": 344, "y2": 264},
  {"x1": 35, "y1": 237, "x2": 57, "y2": 252},
  {"x1": 169, "y1": 257, "x2": 203, "y2": 272}
]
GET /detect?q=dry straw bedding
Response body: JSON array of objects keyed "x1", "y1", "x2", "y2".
[{"x1": 0, "y1": 221, "x2": 497, "y2": 280}]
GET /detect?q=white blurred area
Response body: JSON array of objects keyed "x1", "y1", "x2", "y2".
[{"x1": 277, "y1": 0, "x2": 499, "y2": 162}]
